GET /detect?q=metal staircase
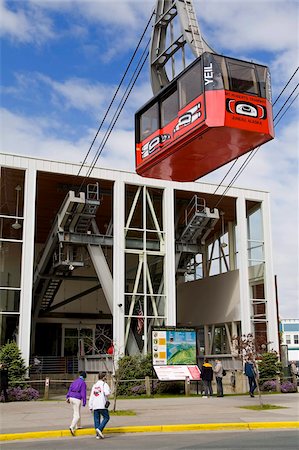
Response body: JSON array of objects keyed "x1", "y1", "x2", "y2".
[
  {"x1": 33, "y1": 183, "x2": 101, "y2": 315},
  {"x1": 176, "y1": 195, "x2": 219, "y2": 274}
]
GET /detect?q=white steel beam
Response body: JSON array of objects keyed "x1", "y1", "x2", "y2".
[
  {"x1": 113, "y1": 180, "x2": 125, "y2": 358},
  {"x1": 163, "y1": 187, "x2": 176, "y2": 325},
  {"x1": 261, "y1": 196, "x2": 279, "y2": 352},
  {"x1": 19, "y1": 167, "x2": 36, "y2": 367},
  {"x1": 87, "y1": 244, "x2": 113, "y2": 312},
  {"x1": 236, "y1": 194, "x2": 251, "y2": 335}
]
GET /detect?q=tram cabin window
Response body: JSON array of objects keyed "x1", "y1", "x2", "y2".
[
  {"x1": 140, "y1": 102, "x2": 159, "y2": 141},
  {"x1": 256, "y1": 65, "x2": 269, "y2": 100},
  {"x1": 161, "y1": 89, "x2": 178, "y2": 127},
  {"x1": 179, "y1": 60, "x2": 203, "y2": 108},
  {"x1": 227, "y1": 60, "x2": 259, "y2": 96}
]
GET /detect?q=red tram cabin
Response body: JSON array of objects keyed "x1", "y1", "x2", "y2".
[{"x1": 135, "y1": 53, "x2": 274, "y2": 182}]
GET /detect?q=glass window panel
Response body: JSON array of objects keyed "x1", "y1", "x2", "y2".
[
  {"x1": 146, "y1": 188, "x2": 163, "y2": 230},
  {"x1": 125, "y1": 229, "x2": 144, "y2": 250},
  {"x1": 256, "y1": 65, "x2": 268, "y2": 99},
  {"x1": 203, "y1": 53, "x2": 225, "y2": 91},
  {"x1": 146, "y1": 231, "x2": 163, "y2": 252},
  {"x1": 0, "y1": 289, "x2": 20, "y2": 312},
  {"x1": 0, "y1": 168, "x2": 25, "y2": 217},
  {"x1": 0, "y1": 217, "x2": 23, "y2": 240},
  {"x1": 140, "y1": 102, "x2": 159, "y2": 141},
  {"x1": 124, "y1": 317, "x2": 144, "y2": 354},
  {"x1": 0, "y1": 314, "x2": 19, "y2": 346},
  {"x1": 146, "y1": 294, "x2": 165, "y2": 317},
  {"x1": 64, "y1": 337, "x2": 79, "y2": 356},
  {"x1": 64, "y1": 328, "x2": 78, "y2": 337},
  {"x1": 179, "y1": 59, "x2": 203, "y2": 108},
  {"x1": 227, "y1": 60, "x2": 259, "y2": 95},
  {"x1": 212, "y1": 325, "x2": 229, "y2": 354},
  {"x1": 124, "y1": 295, "x2": 144, "y2": 316},
  {"x1": 125, "y1": 254, "x2": 144, "y2": 294},
  {"x1": 161, "y1": 90, "x2": 178, "y2": 127},
  {"x1": 247, "y1": 207, "x2": 263, "y2": 241},
  {"x1": 125, "y1": 185, "x2": 143, "y2": 229},
  {"x1": 0, "y1": 241, "x2": 22, "y2": 287},
  {"x1": 146, "y1": 255, "x2": 164, "y2": 294}
]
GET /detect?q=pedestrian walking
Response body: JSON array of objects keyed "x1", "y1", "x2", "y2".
[
  {"x1": 201, "y1": 358, "x2": 213, "y2": 397},
  {"x1": 244, "y1": 356, "x2": 257, "y2": 397},
  {"x1": 89, "y1": 371, "x2": 111, "y2": 439},
  {"x1": 214, "y1": 359, "x2": 224, "y2": 397},
  {"x1": 66, "y1": 371, "x2": 87, "y2": 435},
  {"x1": 0, "y1": 363, "x2": 9, "y2": 402}
]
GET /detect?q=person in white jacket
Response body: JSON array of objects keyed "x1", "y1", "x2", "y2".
[{"x1": 88, "y1": 372, "x2": 111, "y2": 439}]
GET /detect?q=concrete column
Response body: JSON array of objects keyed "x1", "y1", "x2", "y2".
[
  {"x1": 261, "y1": 195, "x2": 279, "y2": 352},
  {"x1": 235, "y1": 194, "x2": 251, "y2": 335},
  {"x1": 19, "y1": 166, "x2": 37, "y2": 367},
  {"x1": 113, "y1": 180, "x2": 125, "y2": 363},
  {"x1": 163, "y1": 187, "x2": 176, "y2": 326}
]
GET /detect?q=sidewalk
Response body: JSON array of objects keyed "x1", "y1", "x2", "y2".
[{"x1": 0, "y1": 393, "x2": 298, "y2": 441}]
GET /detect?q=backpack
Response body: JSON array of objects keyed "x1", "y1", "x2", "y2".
[{"x1": 222, "y1": 369, "x2": 227, "y2": 376}]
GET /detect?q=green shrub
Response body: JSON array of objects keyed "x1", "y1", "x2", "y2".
[
  {"x1": 116, "y1": 354, "x2": 155, "y2": 395},
  {"x1": 156, "y1": 381, "x2": 184, "y2": 394},
  {"x1": 0, "y1": 341, "x2": 27, "y2": 387},
  {"x1": 257, "y1": 351, "x2": 282, "y2": 383}
]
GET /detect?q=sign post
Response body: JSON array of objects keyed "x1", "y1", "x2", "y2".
[{"x1": 152, "y1": 328, "x2": 201, "y2": 384}]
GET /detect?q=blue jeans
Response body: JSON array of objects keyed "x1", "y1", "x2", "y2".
[
  {"x1": 93, "y1": 409, "x2": 110, "y2": 432},
  {"x1": 216, "y1": 377, "x2": 223, "y2": 396},
  {"x1": 203, "y1": 380, "x2": 213, "y2": 396},
  {"x1": 248, "y1": 376, "x2": 257, "y2": 395}
]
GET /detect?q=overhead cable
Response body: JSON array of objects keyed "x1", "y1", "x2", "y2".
[
  {"x1": 211, "y1": 67, "x2": 299, "y2": 208},
  {"x1": 76, "y1": 10, "x2": 155, "y2": 180}
]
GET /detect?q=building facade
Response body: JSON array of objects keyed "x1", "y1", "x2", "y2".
[
  {"x1": 0, "y1": 153, "x2": 279, "y2": 370},
  {"x1": 280, "y1": 319, "x2": 299, "y2": 362}
]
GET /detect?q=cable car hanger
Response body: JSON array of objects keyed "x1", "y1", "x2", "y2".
[
  {"x1": 150, "y1": 0, "x2": 214, "y2": 95},
  {"x1": 135, "y1": 0, "x2": 274, "y2": 182}
]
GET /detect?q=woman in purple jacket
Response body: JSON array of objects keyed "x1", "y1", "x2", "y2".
[{"x1": 66, "y1": 371, "x2": 87, "y2": 435}]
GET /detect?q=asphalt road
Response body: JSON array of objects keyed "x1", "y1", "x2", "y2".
[{"x1": 1, "y1": 430, "x2": 299, "y2": 450}]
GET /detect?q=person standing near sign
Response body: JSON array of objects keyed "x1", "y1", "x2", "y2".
[
  {"x1": 201, "y1": 358, "x2": 213, "y2": 398},
  {"x1": 214, "y1": 359, "x2": 224, "y2": 397}
]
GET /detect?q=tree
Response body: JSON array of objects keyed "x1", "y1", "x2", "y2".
[
  {"x1": 258, "y1": 351, "x2": 282, "y2": 382},
  {"x1": 0, "y1": 341, "x2": 27, "y2": 387}
]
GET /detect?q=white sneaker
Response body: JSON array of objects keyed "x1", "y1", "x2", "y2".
[
  {"x1": 69, "y1": 426, "x2": 75, "y2": 436},
  {"x1": 202, "y1": 396, "x2": 208, "y2": 398},
  {"x1": 95, "y1": 435, "x2": 100, "y2": 439},
  {"x1": 96, "y1": 428, "x2": 104, "y2": 439}
]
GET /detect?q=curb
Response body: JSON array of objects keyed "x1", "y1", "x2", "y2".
[{"x1": 1, "y1": 422, "x2": 299, "y2": 441}]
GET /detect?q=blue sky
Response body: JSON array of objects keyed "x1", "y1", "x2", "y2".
[{"x1": 1, "y1": 0, "x2": 298, "y2": 318}]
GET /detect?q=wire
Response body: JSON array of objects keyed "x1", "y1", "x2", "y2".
[
  {"x1": 273, "y1": 82, "x2": 299, "y2": 121},
  {"x1": 272, "y1": 66, "x2": 299, "y2": 106},
  {"x1": 77, "y1": 44, "x2": 150, "y2": 191},
  {"x1": 76, "y1": 10, "x2": 155, "y2": 180},
  {"x1": 274, "y1": 92, "x2": 299, "y2": 127}
]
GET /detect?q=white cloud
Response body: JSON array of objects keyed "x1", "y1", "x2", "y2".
[
  {"x1": 0, "y1": 0, "x2": 56, "y2": 44},
  {"x1": 200, "y1": 0, "x2": 298, "y2": 53}
]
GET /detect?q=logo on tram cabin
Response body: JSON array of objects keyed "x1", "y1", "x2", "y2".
[
  {"x1": 204, "y1": 63, "x2": 213, "y2": 86},
  {"x1": 173, "y1": 103, "x2": 202, "y2": 134},
  {"x1": 226, "y1": 99, "x2": 267, "y2": 119},
  {"x1": 141, "y1": 133, "x2": 171, "y2": 159}
]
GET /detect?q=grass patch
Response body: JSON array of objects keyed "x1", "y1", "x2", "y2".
[
  {"x1": 239, "y1": 404, "x2": 287, "y2": 411},
  {"x1": 110, "y1": 409, "x2": 136, "y2": 416}
]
